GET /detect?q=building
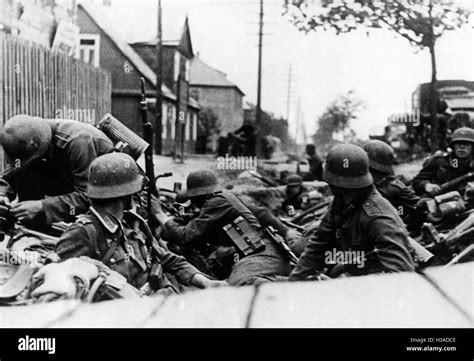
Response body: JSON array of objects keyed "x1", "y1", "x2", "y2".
[
  {"x1": 189, "y1": 55, "x2": 245, "y2": 137},
  {"x1": 76, "y1": 2, "x2": 200, "y2": 155}
]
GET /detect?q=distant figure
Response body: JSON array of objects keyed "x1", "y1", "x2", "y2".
[
  {"x1": 233, "y1": 119, "x2": 257, "y2": 157},
  {"x1": 301, "y1": 144, "x2": 323, "y2": 181}
]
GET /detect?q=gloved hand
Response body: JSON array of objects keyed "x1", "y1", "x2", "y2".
[{"x1": 31, "y1": 258, "x2": 99, "y2": 302}]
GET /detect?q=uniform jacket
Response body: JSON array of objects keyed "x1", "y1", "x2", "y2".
[
  {"x1": 55, "y1": 208, "x2": 201, "y2": 290},
  {"x1": 2, "y1": 120, "x2": 114, "y2": 225},
  {"x1": 375, "y1": 174, "x2": 424, "y2": 231},
  {"x1": 412, "y1": 152, "x2": 474, "y2": 196},
  {"x1": 289, "y1": 187, "x2": 415, "y2": 281},
  {"x1": 162, "y1": 191, "x2": 264, "y2": 251}
]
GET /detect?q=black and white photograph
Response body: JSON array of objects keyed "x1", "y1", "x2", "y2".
[{"x1": 0, "y1": 0, "x2": 472, "y2": 357}]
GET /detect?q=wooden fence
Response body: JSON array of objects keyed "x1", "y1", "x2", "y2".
[{"x1": 0, "y1": 32, "x2": 111, "y2": 125}]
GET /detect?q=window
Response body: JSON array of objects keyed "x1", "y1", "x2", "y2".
[
  {"x1": 162, "y1": 103, "x2": 168, "y2": 140},
  {"x1": 174, "y1": 51, "x2": 180, "y2": 81},
  {"x1": 185, "y1": 112, "x2": 191, "y2": 141},
  {"x1": 190, "y1": 89, "x2": 199, "y2": 101},
  {"x1": 184, "y1": 59, "x2": 190, "y2": 82},
  {"x1": 77, "y1": 34, "x2": 100, "y2": 67},
  {"x1": 192, "y1": 113, "x2": 197, "y2": 141},
  {"x1": 169, "y1": 106, "x2": 176, "y2": 140}
]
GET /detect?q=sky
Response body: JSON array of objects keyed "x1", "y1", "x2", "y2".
[{"x1": 105, "y1": 0, "x2": 474, "y2": 141}]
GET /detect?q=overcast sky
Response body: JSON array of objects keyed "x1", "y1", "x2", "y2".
[{"x1": 109, "y1": 0, "x2": 474, "y2": 141}]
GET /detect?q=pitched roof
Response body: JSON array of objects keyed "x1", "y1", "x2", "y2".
[
  {"x1": 190, "y1": 56, "x2": 244, "y2": 96},
  {"x1": 79, "y1": 2, "x2": 199, "y2": 108},
  {"x1": 79, "y1": 2, "x2": 175, "y2": 100},
  {"x1": 89, "y1": 2, "x2": 188, "y2": 46}
]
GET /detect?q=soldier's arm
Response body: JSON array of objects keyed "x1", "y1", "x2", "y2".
[
  {"x1": 245, "y1": 202, "x2": 289, "y2": 237},
  {"x1": 151, "y1": 239, "x2": 205, "y2": 285},
  {"x1": 41, "y1": 135, "x2": 113, "y2": 224},
  {"x1": 366, "y1": 215, "x2": 416, "y2": 273},
  {"x1": 54, "y1": 224, "x2": 97, "y2": 261},
  {"x1": 412, "y1": 158, "x2": 437, "y2": 195},
  {"x1": 289, "y1": 209, "x2": 336, "y2": 281},
  {"x1": 162, "y1": 197, "x2": 232, "y2": 245}
]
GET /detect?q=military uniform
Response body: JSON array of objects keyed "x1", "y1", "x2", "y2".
[
  {"x1": 55, "y1": 208, "x2": 202, "y2": 293},
  {"x1": 289, "y1": 187, "x2": 416, "y2": 281},
  {"x1": 1, "y1": 120, "x2": 114, "y2": 228},
  {"x1": 374, "y1": 174, "x2": 424, "y2": 232},
  {"x1": 161, "y1": 191, "x2": 291, "y2": 285},
  {"x1": 412, "y1": 152, "x2": 474, "y2": 196}
]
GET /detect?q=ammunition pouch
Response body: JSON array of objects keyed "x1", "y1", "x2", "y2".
[
  {"x1": 426, "y1": 191, "x2": 465, "y2": 219},
  {"x1": 97, "y1": 113, "x2": 149, "y2": 160},
  {"x1": 223, "y1": 216, "x2": 265, "y2": 257},
  {"x1": 148, "y1": 262, "x2": 164, "y2": 291}
]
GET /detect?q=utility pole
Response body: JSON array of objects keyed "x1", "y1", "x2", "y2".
[
  {"x1": 294, "y1": 96, "x2": 301, "y2": 144},
  {"x1": 256, "y1": 0, "x2": 263, "y2": 135},
  {"x1": 286, "y1": 63, "x2": 292, "y2": 122},
  {"x1": 155, "y1": 0, "x2": 163, "y2": 154}
]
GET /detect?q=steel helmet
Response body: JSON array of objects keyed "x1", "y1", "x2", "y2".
[
  {"x1": 363, "y1": 140, "x2": 395, "y2": 173},
  {"x1": 323, "y1": 143, "x2": 373, "y2": 189},
  {"x1": 86, "y1": 152, "x2": 144, "y2": 199},
  {"x1": 185, "y1": 170, "x2": 220, "y2": 198},
  {"x1": 287, "y1": 174, "x2": 303, "y2": 186},
  {"x1": 0, "y1": 115, "x2": 52, "y2": 165},
  {"x1": 450, "y1": 127, "x2": 474, "y2": 147}
]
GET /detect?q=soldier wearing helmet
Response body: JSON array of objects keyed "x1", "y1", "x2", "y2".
[
  {"x1": 363, "y1": 140, "x2": 425, "y2": 233},
  {"x1": 281, "y1": 174, "x2": 306, "y2": 215},
  {"x1": 51, "y1": 153, "x2": 224, "y2": 295},
  {"x1": 412, "y1": 127, "x2": 474, "y2": 196},
  {"x1": 0, "y1": 114, "x2": 114, "y2": 231},
  {"x1": 153, "y1": 169, "x2": 291, "y2": 286},
  {"x1": 289, "y1": 143, "x2": 415, "y2": 281}
]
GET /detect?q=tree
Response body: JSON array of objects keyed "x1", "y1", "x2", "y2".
[
  {"x1": 244, "y1": 103, "x2": 292, "y2": 150},
  {"x1": 313, "y1": 91, "x2": 364, "y2": 148},
  {"x1": 197, "y1": 107, "x2": 221, "y2": 153},
  {"x1": 284, "y1": 0, "x2": 473, "y2": 150}
]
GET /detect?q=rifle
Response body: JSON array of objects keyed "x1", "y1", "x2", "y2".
[
  {"x1": 289, "y1": 199, "x2": 332, "y2": 224},
  {"x1": 264, "y1": 226, "x2": 299, "y2": 264},
  {"x1": 140, "y1": 78, "x2": 174, "y2": 227},
  {"x1": 428, "y1": 172, "x2": 474, "y2": 197}
]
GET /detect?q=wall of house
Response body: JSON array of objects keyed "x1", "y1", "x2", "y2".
[{"x1": 190, "y1": 86, "x2": 244, "y2": 135}]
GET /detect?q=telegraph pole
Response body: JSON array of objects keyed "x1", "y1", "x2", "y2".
[
  {"x1": 155, "y1": 0, "x2": 163, "y2": 154},
  {"x1": 286, "y1": 64, "x2": 293, "y2": 122},
  {"x1": 256, "y1": 0, "x2": 263, "y2": 129}
]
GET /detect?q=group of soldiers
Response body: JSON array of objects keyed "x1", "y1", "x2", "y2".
[{"x1": 0, "y1": 114, "x2": 473, "y2": 302}]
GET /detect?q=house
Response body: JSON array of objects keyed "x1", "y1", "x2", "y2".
[
  {"x1": 76, "y1": 2, "x2": 200, "y2": 155},
  {"x1": 189, "y1": 55, "x2": 245, "y2": 135}
]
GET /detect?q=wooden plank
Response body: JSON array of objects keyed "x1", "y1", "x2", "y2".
[
  {"x1": 423, "y1": 262, "x2": 473, "y2": 320},
  {"x1": 143, "y1": 287, "x2": 255, "y2": 328},
  {"x1": 250, "y1": 271, "x2": 473, "y2": 328},
  {"x1": 0, "y1": 300, "x2": 80, "y2": 328},
  {"x1": 51, "y1": 297, "x2": 166, "y2": 328}
]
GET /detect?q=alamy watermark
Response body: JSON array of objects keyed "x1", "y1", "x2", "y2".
[
  {"x1": 217, "y1": 153, "x2": 258, "y2": 171},
  {"x1": 325, "y1": 248, "x2": 366, "y2": 269},
  {"x1": 388, "y1": 109, "x2": 420, "y2": 127},
  {"x1": 0, "y1": 250, "x2": 40, "y2": 266},
  {"x1": 55, "y1": 106, "x2": 95, "y2": 124}
]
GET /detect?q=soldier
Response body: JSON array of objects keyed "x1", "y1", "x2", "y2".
[
  {"x1": 412, "y1": 127, "x2": 474, "y2": 196},
  {"x1": 153, "y1": 170, "x2": 291, "y2": 286},
  {"x1": 0, "y1": 114, "x2": 114, "y2": 232},
  {"x1": 301, "y1": 144, "x2": 323, "y2": 181},
  {"x1": 281, "y1": 174, "x2": 306, "y2": 215},
  {"x1": 363, "y1": 140, "x2": 425, "y2": 233},
  {"x1": 51, "y1": 153, "x2": 224, "y2": 295},
  {"x1": 233, "y1": 119, "x2": 257, "y2": 157},
  {"x1": 289, "y1": 144, "x2": 415, "y2": 281}
]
